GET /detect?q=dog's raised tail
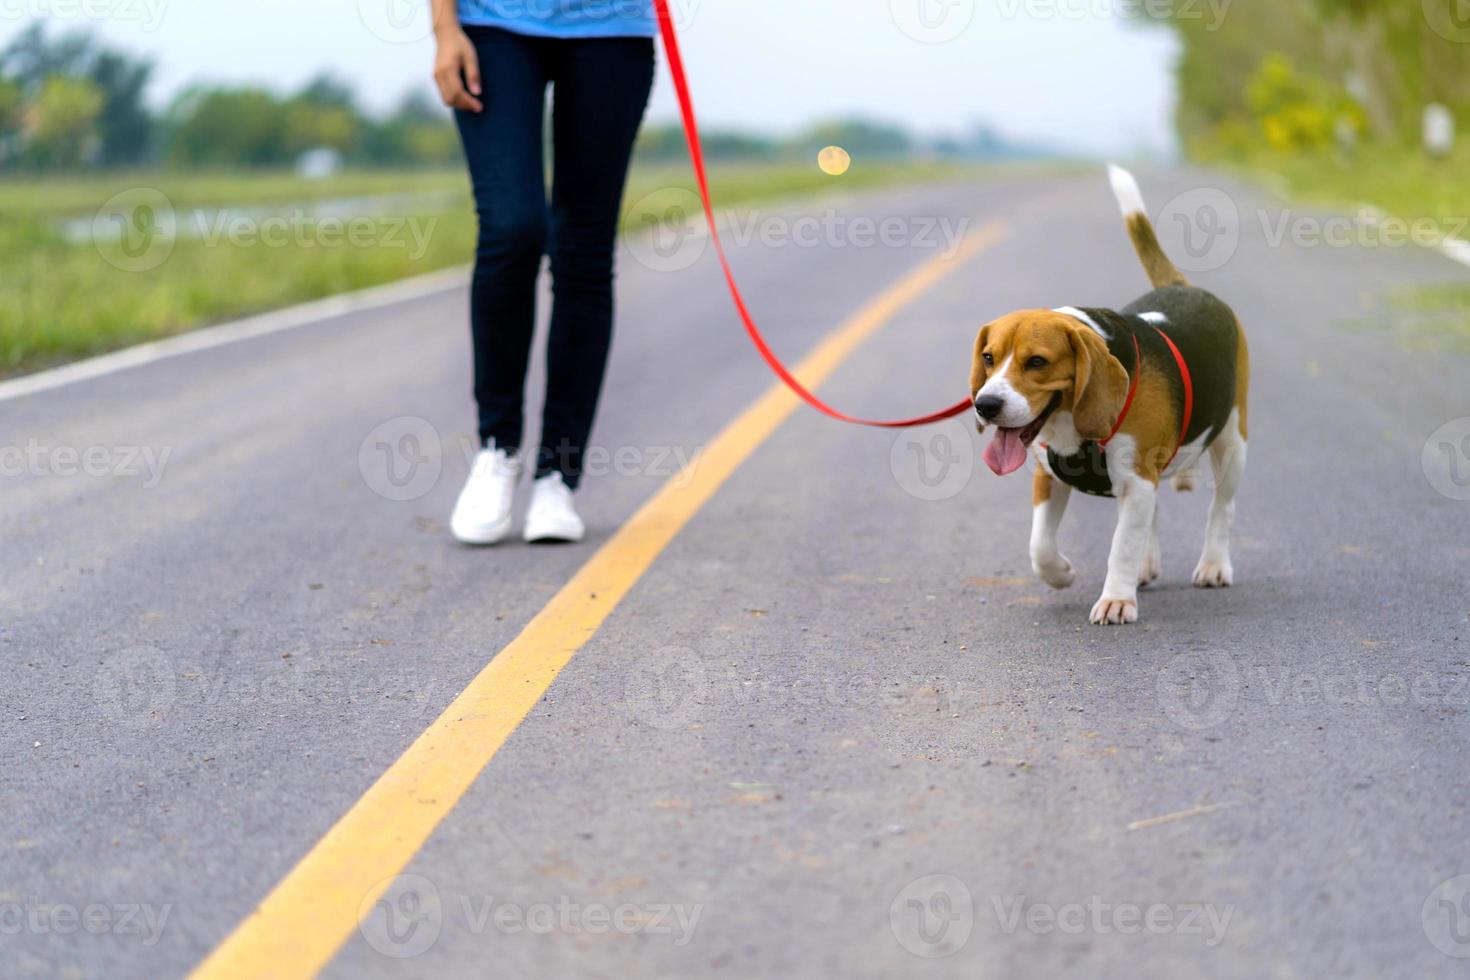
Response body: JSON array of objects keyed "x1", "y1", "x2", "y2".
[{"x1": 1108, "y1": 164, "x2": 1189, "y2": 289}]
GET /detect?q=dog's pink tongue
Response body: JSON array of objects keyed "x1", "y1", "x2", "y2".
[{"x1": 984, "y1": 427, "x2": 1029, "y2": 476}]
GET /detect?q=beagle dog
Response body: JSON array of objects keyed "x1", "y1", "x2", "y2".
[{"x1": 970, "y1": 167, "x2": 1249, "y2": 625}]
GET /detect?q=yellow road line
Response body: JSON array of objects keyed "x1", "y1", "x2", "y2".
[{"x1": 190, "y1": 218, "x2": 1010, "y2": 979}]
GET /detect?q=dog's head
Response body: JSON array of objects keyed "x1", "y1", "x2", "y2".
[{"x1": 969, "y1": 310, "x2": 1130, "y2": 475}]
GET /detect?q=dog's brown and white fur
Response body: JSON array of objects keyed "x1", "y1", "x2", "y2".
[{"x1": 969, "y1": 167, "x2": 1249, "y2": 625}]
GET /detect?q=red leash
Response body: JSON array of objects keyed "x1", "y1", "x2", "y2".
[{"x1": 652, "y1": 0, "x2": 972, "y2": 428}]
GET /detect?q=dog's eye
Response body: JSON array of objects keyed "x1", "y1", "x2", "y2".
[
  {"x1": 1026, "y1": 356, "x2": 1048, "y2": 369},
  {"x1": 982, "y1": 352, "x2": 994, "y2": 367}
]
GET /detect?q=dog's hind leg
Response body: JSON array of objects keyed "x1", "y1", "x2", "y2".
[
  {"x1": 1194, "y1": 413, "x2": 1246, "y2": 588},
  {"x1": 1030, "y1": 469, "x2": 1076, "y2": 589}
]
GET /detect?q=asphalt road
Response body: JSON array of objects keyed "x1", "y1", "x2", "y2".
[{"x1": 4, "y1": 169, "x2": 1470, "y2": 979}]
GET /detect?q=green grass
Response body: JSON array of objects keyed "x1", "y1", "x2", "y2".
[
  {"x1": 0, "y1": 169, "x2": 474, "y2": 219},
  {"x1": 1376, "y1": 283, "x2": 1470, "y2": 350},
  {"x1": 1248, "y1": 146, "x2": 1470, "y2": 224},
  {"x1": 1232, "y1": 146, "x2": 1470, "y2": 348},
  {"x1": 0, "y1": 160, "x2": 979, "y2": 377}
]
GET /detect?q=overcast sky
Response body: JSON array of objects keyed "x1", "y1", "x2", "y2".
[{"x1": 0, "y1": 0, "x2": 1181, "y2": 157}]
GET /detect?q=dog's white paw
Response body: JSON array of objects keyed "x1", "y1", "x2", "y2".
[
  {"x1": 1089, "y1": 595, "x2": 1138, "y2": 626},
  {"x1": 1033, "y1": 554, "x2": 1076, "y2": 590},
  {"x1": 1192, "y1": 558, "x2": 1233, "y2": 588}
]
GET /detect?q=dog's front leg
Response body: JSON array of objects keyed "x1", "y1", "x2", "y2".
[
  {"x1": 1030, "y1": 469, "x2": 1075, "y2": 589},
  {"x1": 1090, "y1": 473, "x2": 1158, "y2": 625}
]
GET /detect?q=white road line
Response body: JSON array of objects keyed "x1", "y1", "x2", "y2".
[
  {"x1": 1356, "y1": 201, "x2": 1470, "y2": 271},
  {"x1": 1439, "y1": 237, "x2": 1470, "y2": 270},
  {"x1": 0, "y1": 266, "x2": 469, "y2": 405}
]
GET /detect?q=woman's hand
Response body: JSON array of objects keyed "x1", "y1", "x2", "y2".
[{"x1": 433, "y1": 25, "x2": 482, "y2": 113}]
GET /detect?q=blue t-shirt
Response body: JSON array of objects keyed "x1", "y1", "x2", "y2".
[{"x1": 459, "y1": 0, "x2": 656, "y2": 38}]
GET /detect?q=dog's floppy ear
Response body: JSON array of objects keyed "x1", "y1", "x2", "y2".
[
  {"x1": 1068, "y1": 324, "x2": 1130, "y2": 441},
  {"x1": 969, "y1": 324, "x2": 991, "y2": 395}
]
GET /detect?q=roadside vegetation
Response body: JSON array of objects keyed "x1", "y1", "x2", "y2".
[
  {"x1": 0, "y1": 161, "x2": 981, "y2": 377},
  {"x1": 1147, "y1": 4, "x2": 1470, "y2": 231},
  {"x1": 0, "y1": 23, "x2": 1034, "y2": 378},
  {"x1": 1141, "y1": 0, "x2": 1470, "y2": 341}
]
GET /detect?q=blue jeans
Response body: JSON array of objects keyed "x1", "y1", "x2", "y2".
[{"x1": 454, "y1": 25, "x2": 654, "y2": 489}]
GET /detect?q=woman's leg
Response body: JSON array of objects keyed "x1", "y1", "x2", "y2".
[
  {"x1": 538, "y1": 36, "x2": 656, "y2": 487},
  {"x1": 453, "y1": 27, "x2": 552, "y2": 452}
]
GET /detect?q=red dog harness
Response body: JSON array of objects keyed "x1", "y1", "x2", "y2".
[
  {"x1": 1152, "y1": 325, "x2": 1195, "y2": 470},
  {"x1": 1099, "y1": 333, "x2": 1142, "y2": 448},
  {"x1": 1099, "y1": 325, "x2": 1194, "y2": 470}
]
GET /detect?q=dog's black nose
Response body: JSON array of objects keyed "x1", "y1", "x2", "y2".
[{"x1": 974, "y1": 394, "x2": 1005, "y2": 421}]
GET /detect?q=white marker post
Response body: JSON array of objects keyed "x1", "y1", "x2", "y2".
[{"x1": 1424, "y1": 104, "x2": 1455, "y2": 159}]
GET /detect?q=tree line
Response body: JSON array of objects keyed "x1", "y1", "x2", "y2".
[
  {"x1": 0, "y1": 23, "x2": 1055, "y2": 173},
  {"x1": 0, "y1": 24, "x2": 459, "y2": 171},
  {"x1": 1142, "y1": 0, "x2": 1470, "y2": 158}
]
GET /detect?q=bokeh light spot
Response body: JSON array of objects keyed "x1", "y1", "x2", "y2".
[{"x1": 817, "y1": 145, "x2": 851, "y2": 176}]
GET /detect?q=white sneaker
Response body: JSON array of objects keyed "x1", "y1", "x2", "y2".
[
  {"x1": 523, "y1": 472, "x2": 585, "y2": 543},
  {"x1": 450, "y1": 444, "x2": 521, "y2": 545}
]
